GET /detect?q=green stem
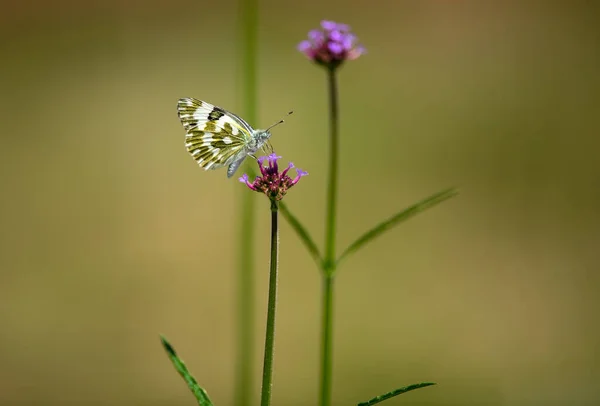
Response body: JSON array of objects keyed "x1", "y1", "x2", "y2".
[
  {"x1": 260, "y1": 200, "x2": 280, "y2": 406},
  {"x1": 234, "y1": 0, "x2": 258, "y2": 404},
  {"x1": 319, "y1": 274, "x2": 335, "y2": 406},
  {"x1": 320, "y1": 66, "x2": 339, "y2": 406},
  {"x1": 235, "y1": 195, "x2": 255, "y2": 406},
  {"x1": 324, "y1": 67, "x2": 339, "y2": 272},
  {"x1": 239, "y1": 0, "x2": 257, "y2": 124}
]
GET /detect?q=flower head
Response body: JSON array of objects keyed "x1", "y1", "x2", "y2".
[
  {"x1": 298, "y1": 20, "x2": 365, "y2": 68},
  {"x1": 239, "y1": 153, "x2": 308, "y2": 201}
]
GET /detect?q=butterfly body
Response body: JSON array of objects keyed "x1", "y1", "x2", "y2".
[{"x1": 177, "y1": 97, "x2": 273, "y2": 178}]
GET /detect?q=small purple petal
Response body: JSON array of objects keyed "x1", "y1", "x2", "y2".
[
  {"x1": 267, "y1": 153, "x2": 282, "y2": 162},
  {"x1": 239, "y1": 173, "x2": 257, "y2": 190},
  {"x1": 336, "y1": 23, "x2": 350, "y2": 32},
  {"x1": 257, "y1": 156, "x2": 269, "y2": 176},
  {"x1": 329, "y1": 30, "x2": 343, "y2": 42},
  {"x1": 347, "y1": 45, "x2": 366, "y2": 60},
  {"x1": 308, "y1": 30, "x2": 325, "y2": 44},
  {"x1": 281, "y1": 162, "x2": 294, "y2": 177},
  {"x1": 321, "y1": 20, "x2": 350, "y2": 32},
  {"x1": 327, "y1": 42, "x2": 344, "y2": 56},
  {"x1": 296, "y1": 168, "x2": 308, "y2": 177},
  {"x1": 266, "y1": 153, "x2": 281, "y2": 172},
  {"x1": 298, "y1": 40, "x2": 312, "y2": 52},
  {"x1": 257, "y1": 156, "x2": 268, "y2": 165},
  {"x1": 341, "y1": 34, "x2": 355, "y2": 50},
  {"x1": 292, "y1": 168, "x2": 308, "y2": 185},
  {"x1": 321, "y1": 20, "x2": 337, "y2": 31}
]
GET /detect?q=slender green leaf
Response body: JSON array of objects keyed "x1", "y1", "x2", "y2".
[
  {"x1": 279, "y1": 201, "x2": 322, "y2": 265},
  {"x1": 338, "y1": 187, "x2": 458, "y2": 265},
  {"x1": 357, "y1": 382, "x2": 436, "y2": 406},
  {"x1": 160, "y1": 335, "x2": 214, "y2": 406}
]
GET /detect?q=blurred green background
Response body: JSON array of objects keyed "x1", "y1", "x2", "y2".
[{"x1": 1, "y1": 1, "x2": 599, "y2": 405}]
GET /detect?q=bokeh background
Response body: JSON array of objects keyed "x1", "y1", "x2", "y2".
[{"x1": 1, "y1": 1, "x2": 599, "y2": 405}]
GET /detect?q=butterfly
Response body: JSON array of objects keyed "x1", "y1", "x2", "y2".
[{"x1": 177, "y1": 98, "x2": 289, "y2": 178}]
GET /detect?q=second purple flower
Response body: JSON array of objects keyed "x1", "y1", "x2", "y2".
[{"x1": 298, "y1": 20, "x2": 365, "y2": 68}]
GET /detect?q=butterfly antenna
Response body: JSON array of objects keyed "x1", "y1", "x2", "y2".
[{"x1": 266, "y1": 110, "x2": 294, "y2": 132}]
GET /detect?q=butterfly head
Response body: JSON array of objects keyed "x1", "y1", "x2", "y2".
[{"x1": 248, "y1": 129, "x2": 272, "y2": 154}]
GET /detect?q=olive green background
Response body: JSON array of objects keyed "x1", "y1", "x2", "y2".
[{"x1": 1, "y1": 1, "x2": 599, "y2": 405}]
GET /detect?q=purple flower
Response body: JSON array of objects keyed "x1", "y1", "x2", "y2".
[
  {"x1": 239, "y1": 153, "x2": 308, "y2": 201},
  {"x1": 298, "y1": 20, "x2": 365, "y2": 68}
]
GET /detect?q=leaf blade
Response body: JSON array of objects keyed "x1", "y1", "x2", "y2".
[
  {"x1": 160, "y1": 335, "x2": 214, "y2": 406},
  {"x1": 338, "y1": 188, "x2": 458, "y2": 265},
  {"x1": 279, "y1": 201, "x2": 322, "y2": 265},
  {"x1": 357, "y1": 382, "x2": 436, "y2": 406}
]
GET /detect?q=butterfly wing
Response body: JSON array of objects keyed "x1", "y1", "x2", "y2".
[
  {"x1": 227, "y1": 156, "x2": 247, "y2": 178},
  {"x1": 177, "y1": 98, "x2": 253, "y2": 172}
]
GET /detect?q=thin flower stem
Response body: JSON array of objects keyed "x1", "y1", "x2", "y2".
[
  {"x1": 260, "y1": 200, "x2": 280, "y2": 406},
  {"x1": 320, "y1": 273, "x2": 335, "y2": 406},
  {"x1": 320, "y1": 65, "x2": 339, "y2": 406},
  {"x1": 234, "y1": 0, "x2": 258, "y2": 404},
  {"x1": 324, "y1": 66, "x2": 339, "y2": 273}
]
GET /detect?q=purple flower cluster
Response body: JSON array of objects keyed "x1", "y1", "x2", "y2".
[
  {"x1": 239, "y1": 154, "x2": 308, "y2": 201},
  {"x1": 298, "y1": 20, "x2": 365, "y2": 68}
]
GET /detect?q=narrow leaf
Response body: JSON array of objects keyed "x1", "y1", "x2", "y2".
[
  {"x1": 338, "y1": 187, "x2": 458, "y2": 264},
  {"x1": 279, "y1": 201, "x2": 322, "y2": 265},
  {"x1": 358, "y1": 382, "x2": 436, "y2": 406},
  {"x1": 160, "y1": 335, "x2": 214, "y2": 406}
]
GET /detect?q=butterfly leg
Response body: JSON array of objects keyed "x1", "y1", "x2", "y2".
[{"x1": 261, "y1": 141, "x2": 274, "y2": 154}]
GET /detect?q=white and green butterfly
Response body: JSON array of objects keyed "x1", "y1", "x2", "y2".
[{"x1": 177, "y1": 98, "x2": 288, "y2": 178}]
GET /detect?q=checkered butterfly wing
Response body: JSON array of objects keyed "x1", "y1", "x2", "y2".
[{"x1": 177, "y1": 98, "x2": 253, "y2": 174}]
